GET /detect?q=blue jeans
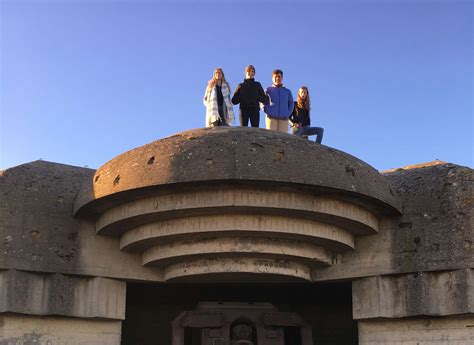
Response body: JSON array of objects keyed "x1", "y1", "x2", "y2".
[{"x1": 294, "y1": 126, "x2": 324, "y2": 144}]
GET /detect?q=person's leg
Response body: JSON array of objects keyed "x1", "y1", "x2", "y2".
[
  {"x1": 272, "y1": 118, "x2": 281, "y2": 131},
  {"x1": 314, "y1": 127, "x2": 324, "y2": 143},
  {"x1": 266, "y1": 117, "x2": 278, "y2": 131},
  {"x1": 276, "y1": 119, "x2": 288, "y2": 133},
  {"x1": 301, "y1": 126, "x2": 324, "y2": 143},
  {"x1": 249, "y1": 110, "x2": 260, "y2": 128},
  {"x1": 217, "y1": 107, "x2": 226, "y2": 126},
  {"x1": 240, "y1": 109, "x2": 250, "y2": 127},
  {"x1": 294, "y1": 127, "x2": 305, "y2": 136}
]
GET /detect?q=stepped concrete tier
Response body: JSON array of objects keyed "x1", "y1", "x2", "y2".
[{"x1": 74, "y1": 127, "x2": 401, "y2": 282}]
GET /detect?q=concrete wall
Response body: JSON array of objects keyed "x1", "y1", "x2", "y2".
[
  {"x1": 0, "y1": 314, "x2": 121, "y2": 345},
  {"x1": 0, "y1": 161, "x2": 162, "y2": 282},
  {"x1": 352, "y1": 269, "x2": 473, "y2": 319},
  {"x1": 0, "y1": 270, "x2": 126, "y2": 320},
  {"x1": 358, "y1": 316, "x2": 474, "y2": 345},
  {"x1": 314, "y1": 163, "x2": 474, "y2": 281}
]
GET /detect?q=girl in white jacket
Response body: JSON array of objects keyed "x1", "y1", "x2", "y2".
[{"x1": 203, "y1": 68, "x2": 234, "y2": 127}]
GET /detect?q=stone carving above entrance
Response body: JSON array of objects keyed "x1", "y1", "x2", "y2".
[{"x1": 172, "y1": 302, "x2": 313, "y2": 345}]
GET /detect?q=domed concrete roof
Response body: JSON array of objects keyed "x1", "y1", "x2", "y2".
[
  {"x1": 73, "y1": 127, "x2": 402, "y2": 282},
  {"x1": 75, "y1": 127, "x2": 400, "y2": 216}
]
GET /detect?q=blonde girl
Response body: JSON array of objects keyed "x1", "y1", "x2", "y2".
[{"x1": 203, "y1": 68, "x2": 234, "y2": 127}]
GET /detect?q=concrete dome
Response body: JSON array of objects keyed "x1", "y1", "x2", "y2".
[
  {"x1": 75, "y1": 127, "x2": 400, "y2": 216},
  {"x1": 74, "y1": 127, "x2": 401, "y2": 282}
]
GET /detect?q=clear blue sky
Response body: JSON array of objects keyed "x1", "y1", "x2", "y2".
[{"x1": 1, "y1": 0, "x2": 472, "y2": 171}]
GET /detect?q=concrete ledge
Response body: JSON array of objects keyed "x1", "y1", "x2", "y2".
[
  {"x1": 142, "y1": 236, "x2": 333, "y2": 267},
  {"x1": 95, "y1": 189, "x2": 379, "y2": 236},
  {"x1": 163, "y1": 257, "x2": 312, "y2": 281},
  {"x1": 0, "y1": 314, "x2": 121, "y2": 345},
  {"x1": 358, "y1": 316, "x2": 474, "y2": 345},
  {"x1": 0, "y1": 270, "x2": 126, "y2": 320},
  {"x1": 353, "y1": 269, "x2": 473, "y2": 319},
  {"x1": 119, "y1": 214, "x2": 355, "y2": 252}
]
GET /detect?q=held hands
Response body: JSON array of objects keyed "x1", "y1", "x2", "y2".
[{"x1": 266, "y1": 93, "x2": 273, "y2": 106}]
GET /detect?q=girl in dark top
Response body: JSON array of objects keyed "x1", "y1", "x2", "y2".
[
  {"x1": 203, "y1": 68, "x2": 234, "y2": 127},
  {"x1": 231, "y1": 65, "x2": 269, "y2": 128},
  {"x1": 289, "y1": 86, "x2": 324, "y2": 144}
]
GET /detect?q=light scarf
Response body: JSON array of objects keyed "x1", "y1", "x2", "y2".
[{"x1": 203, "y1": 83, "x2": 235, "y2": 127}]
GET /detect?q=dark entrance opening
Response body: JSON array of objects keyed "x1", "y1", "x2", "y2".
[
  {"x1": 183, "y1": 328, "x2": 202, "y2": 345},
  {"x1": 121, "y1": 282, "x2": 357, "y2": 345},
  {"x1": 284, "y1": 327, "x2": 302, "y2": 345}
]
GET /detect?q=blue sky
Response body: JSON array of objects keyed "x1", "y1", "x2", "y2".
[{"x1": 1, "y1": 0, "x2": 472, "y2": 171}]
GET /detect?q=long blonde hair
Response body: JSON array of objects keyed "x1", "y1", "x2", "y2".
[
  {"x1": 208, "y1": 67, "x2": 231, "y2": 92},
  {"x1": 297, "y1": 86, "x2": 310, "y2": 111}
]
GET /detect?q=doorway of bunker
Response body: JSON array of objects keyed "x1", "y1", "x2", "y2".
[{"x1": 120, "y1": 282, "x2": 357, "y2": 345}]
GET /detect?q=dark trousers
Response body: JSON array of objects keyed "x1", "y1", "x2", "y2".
[
  {"x1": 215, "y1": 105, "x2": 227, "y2": 126},
  {"x1": 240, "y1": 109, "x2": 260, "y2": 128}
]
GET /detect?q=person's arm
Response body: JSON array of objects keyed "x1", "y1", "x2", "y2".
[
  {"x1": 289, "y1": 102, "x2": 297, "y2": 126},
  {"x1": 203, "y1": 86, "x2": 209, "y2": 106},
  {"x1": 262, "y1": 88, "x2": 272, "y2": 112},
  {"x1": 231, "y1": 83, "x2": 241, "y2": 105},
  {"x1": 307, "y1": 109, "x2": 311, "y2": 126},
  {"x1": 288, "y1": 90, "x2": 294, "y2": 115},
  {"x1": 224, "y1": 84, "x2": 235, "y2": 124},
  {"x1": 257, "y1": 83, "x2": 269, "y2": 104}
]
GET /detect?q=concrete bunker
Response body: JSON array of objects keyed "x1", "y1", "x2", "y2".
[
  {"x1": 74, "y1": 127, "x2": 400, "y2": 283},
  {"x1": 1, "y1": 127, "x2": 472, "y2": 345}
]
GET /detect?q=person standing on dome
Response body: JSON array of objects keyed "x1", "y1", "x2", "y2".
[
  {"x1": 263, "y1": 69, "x2": 294, "y2": 133},
  {"x1": 203, "y1": 68, "x2": 234, "y2": 127},
  {"x1": 231, "y1": 65, "x2": 269, "y2": 128},
  {"x1": 289, "y1": 86, "x2": 324, "y2": 143}
]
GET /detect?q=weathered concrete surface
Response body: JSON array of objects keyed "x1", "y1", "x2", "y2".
[
  {"x1": 95, "y1": 189, "x2": 379, "y2": 236},
  {"x1": 0, "y1": 314, "x2": 121, "y2": 345},
  {"x1": 143, "y1": 236, "x2": 333, "y2": 267},
  {"x1": 313, "y1": 163, "x2": 473, "y2": 281},
  {"x1": 76, "y1": 221, "x2": 163, "y2": 281},
  {"x1": 352, "y1": 269, "x2": 473, "y2": 319},
  {"x1": 1, "y1": 149, "x2": 471, "y2": 285},
  {"x1": 312, "y1": 218, "x2": 394, "y2": 281},
  {"x1": 116, "y1": 210, "x2": 356, "y2": 281},
  {"x1": 0, "y1": 161, "x2": 163, "y2": 281},
  {"x1": 0, "y1": 270, "x2": 126, "y2": 320},
  {"x1": 120, "y1": 214, "x2": 355, "y2": 252},
  {"x1": 163, "y1": 257, "x2": 312, "y2": 281},
  {"x1": 385, "y1": 163, "x2": 473, "y2": 273},
  {"x1": 89, "y1": 180, "x2": 384, "y2": 281},
  {"x1": 1, "y1": 131, "x2": 472, "y2": 343},
  {"x1": 358, "y1": 316, "x2": 474, "y2": 345},
  {"x1": 74, "y1": 127, "x2": 401, "y2": 217},
  {"x1": 0, "y1": 161, "x2": 92, "y2": 273}
]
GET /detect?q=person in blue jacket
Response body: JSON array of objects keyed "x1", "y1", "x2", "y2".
[{"x1": 263, "y1": 69, "x2": 294, "y2": 133}]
